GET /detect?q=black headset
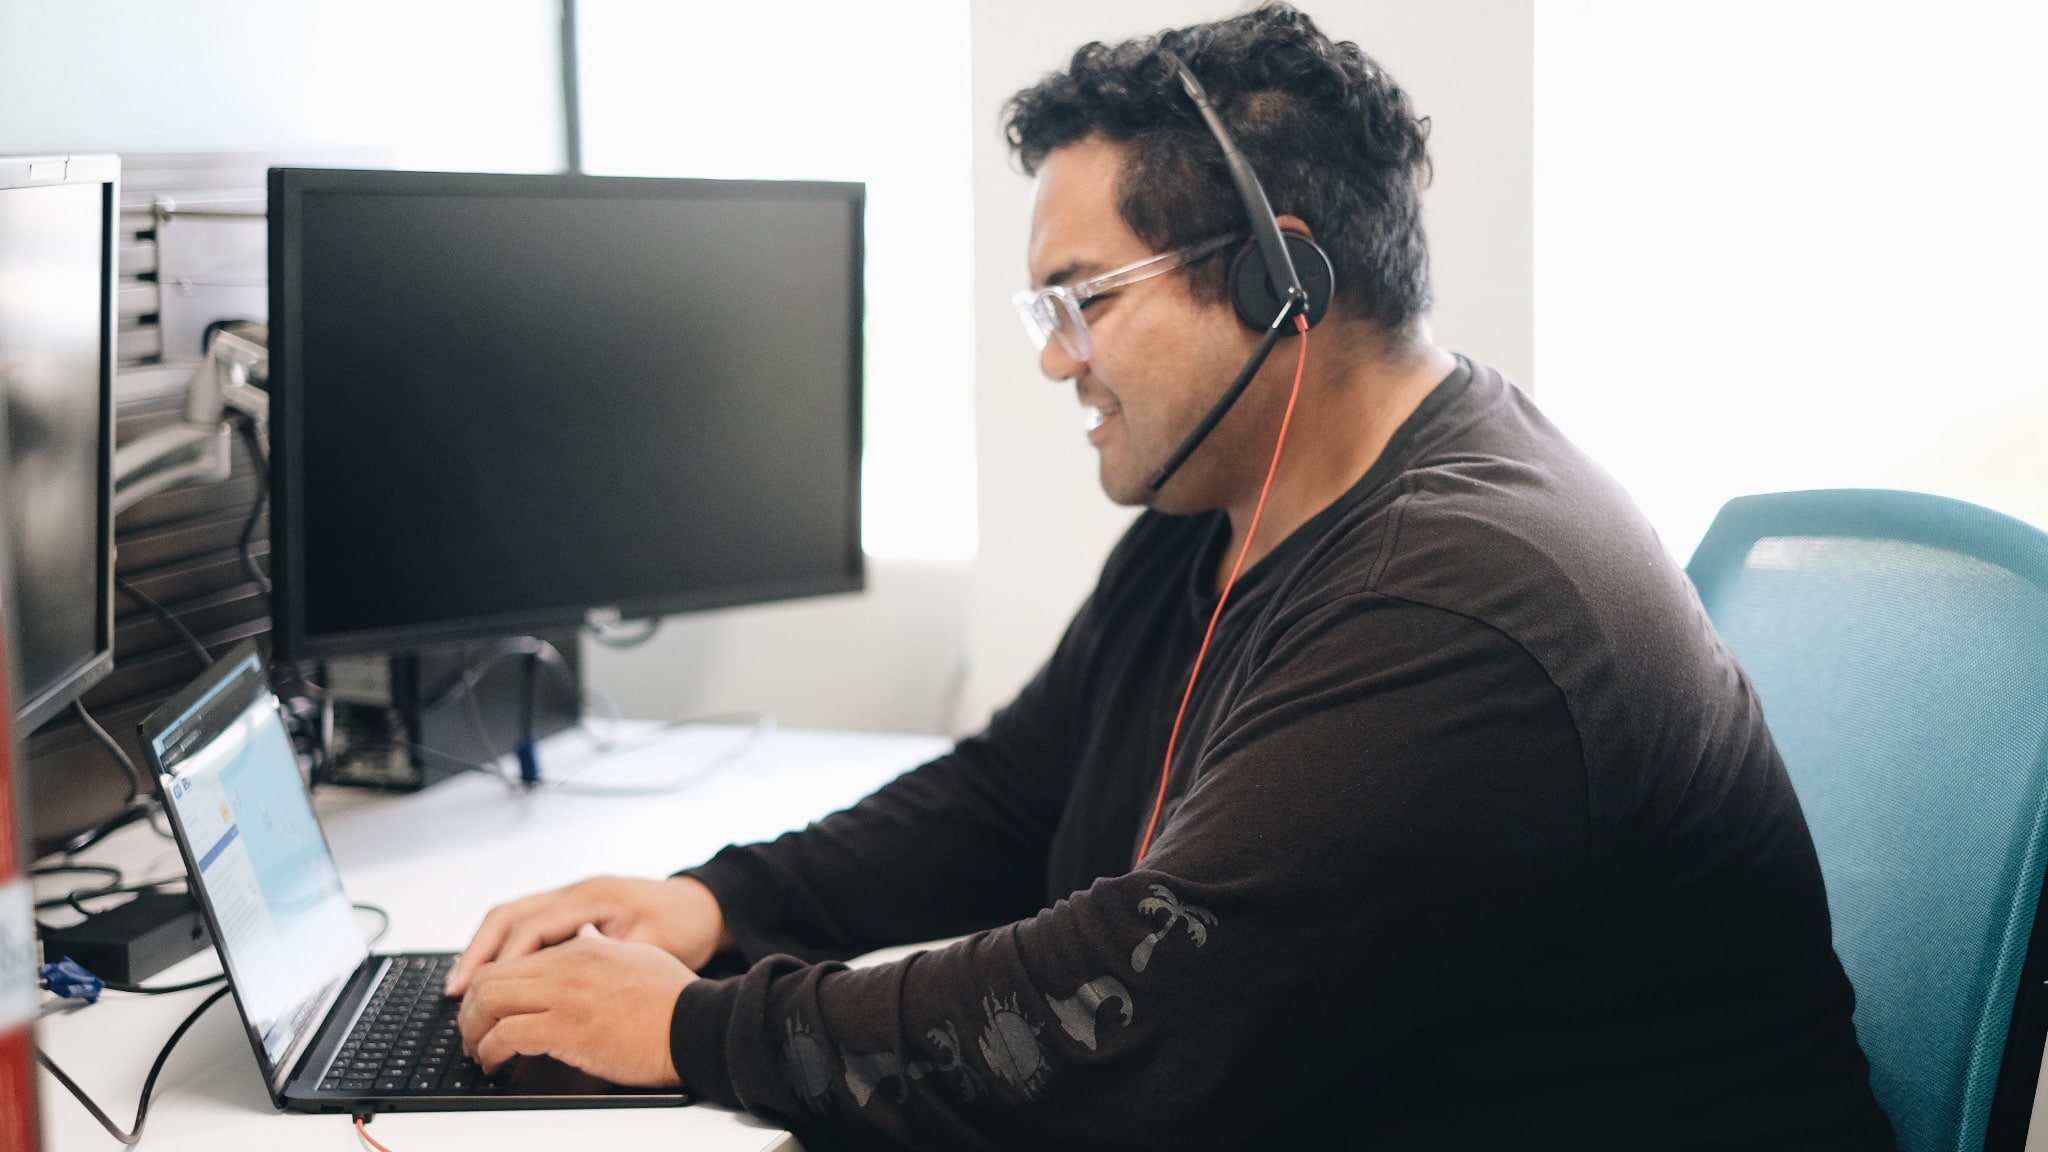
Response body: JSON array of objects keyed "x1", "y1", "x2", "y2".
[{"x1": 1146, "y1": 52, "x2": 1337, "y2": 492}]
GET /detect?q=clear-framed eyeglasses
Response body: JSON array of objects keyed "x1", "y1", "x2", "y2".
[{"x1": 1012, "y1": 233, "x2": 1239, "y2": 362}]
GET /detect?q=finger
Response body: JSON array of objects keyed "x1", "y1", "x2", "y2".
[
  {"x1": 475, "y1": 1010, "x2": 557, "y2": 1074},
  {"x1": 457, "y1": 971, "x2": 556, "y2": 1055},
  {"x1": 449, "y1": 903, "x2": 525, "y2": 995},
  {"x1": 449, "y1": 900, "x2": 598, "y2": 994}
]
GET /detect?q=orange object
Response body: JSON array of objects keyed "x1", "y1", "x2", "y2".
[
  {"x1": 1137, "y1": 315, "x2": 1311, "y2": 866},
  {"x1": 1, "y1": 611, "x2": 38, "y2": 1152}
]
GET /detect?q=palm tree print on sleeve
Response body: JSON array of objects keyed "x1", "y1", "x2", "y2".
[{"x1": 1130, "y1": 884, "x2": 1218, "y2": 973}]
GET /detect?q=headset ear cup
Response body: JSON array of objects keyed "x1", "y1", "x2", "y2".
[{"x1": 1228, "y1": 234, "x2": 1335, "y2": 330}]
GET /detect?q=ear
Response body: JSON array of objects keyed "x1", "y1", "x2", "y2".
[{"x1": 1275, "y1": 214, "x2": 1316, "y2": 243}]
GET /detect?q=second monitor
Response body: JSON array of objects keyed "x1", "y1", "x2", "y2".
[{"x1": 266, "y1": 168, "x2": 866, "y2": 663}]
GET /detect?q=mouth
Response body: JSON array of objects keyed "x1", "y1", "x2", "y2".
[{"x1": 1080, "y1": 396, "x2": 1121, "y2": 436}]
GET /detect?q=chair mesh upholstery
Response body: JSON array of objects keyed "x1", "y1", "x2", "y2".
[{"x1": 1688, "y1": 490, "x2": 2048, "y2": 1152}]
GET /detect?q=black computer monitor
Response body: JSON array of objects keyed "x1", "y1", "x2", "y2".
[
  {"x1": 0, "y1": 154, "x2": 118, "y2": 734},
  {"x1": 266, "y1": 168, "x2": 864, "y2": 661}
]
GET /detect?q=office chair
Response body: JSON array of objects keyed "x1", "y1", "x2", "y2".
[{"x1": 1687, "y1": 489, "x2": 2048, "y2": 1152}]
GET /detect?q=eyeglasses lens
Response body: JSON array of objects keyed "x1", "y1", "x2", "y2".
[{"x1": 1013, "y1": 288, "x2": 1093, "y2": 361}]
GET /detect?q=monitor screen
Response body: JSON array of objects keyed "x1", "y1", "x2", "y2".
[
  {"x1": 0, "y1": 155, "x2": 117, "y2": 733},
  {"x1": 267, "y1": 168, "x2": 865, "y2": 660}
]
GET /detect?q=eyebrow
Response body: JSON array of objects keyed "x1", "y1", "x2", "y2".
[{"x1": 1041, "y1": 259, "x2": 1104, "y2": 290}]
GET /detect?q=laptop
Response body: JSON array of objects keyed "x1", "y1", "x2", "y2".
[{"x1": 141, "y1": 642, "x2": 690, "y2": 1114}]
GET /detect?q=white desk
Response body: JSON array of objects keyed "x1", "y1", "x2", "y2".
[{"x1": 33, "y1": 722, "x2": 949, "y2": 1152}]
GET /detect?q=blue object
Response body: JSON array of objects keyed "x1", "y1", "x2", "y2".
[
  {"x1": 42, "y1": 957, "x2": 105, "y2": 1003},
  {"x1": 1687, "y1": 488, "x2": 2048, "y2": 1152},
  {"x1": 516, "y1": 736, "x2": 541, "y2": 788}
]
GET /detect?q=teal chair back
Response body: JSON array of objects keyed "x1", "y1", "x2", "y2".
[{"x1": 1687, "y1": 489, "x2": 2048, "y2": 1152}]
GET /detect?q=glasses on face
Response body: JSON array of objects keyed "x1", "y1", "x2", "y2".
[{"x1": 1012, "y1": 233, "x2": 1239, "y2": 362}]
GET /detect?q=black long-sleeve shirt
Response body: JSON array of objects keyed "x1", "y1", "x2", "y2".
[{"x1": 672, "y1": 359, "x2": 1894, "y2": 1150}]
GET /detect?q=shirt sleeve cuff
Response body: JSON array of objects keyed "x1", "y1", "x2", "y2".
[
  {"x1": 670, "y1": 974, "x2": 744, "y2": 1110},
  {"x1": 678, "y1": 852, "x2": 819, "y2": 966}
]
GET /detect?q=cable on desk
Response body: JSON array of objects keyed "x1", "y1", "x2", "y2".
[
  {"x1": 30, "y1": 865, "x2": 127, "y2": 933},
  {"x1": 51, "y1": 801, "x2": 160, "y2": 855},
  {"x1": 101, "y1": 973, "x2": 226, "y2": 995},
  {"x1": 356, "y1": 1114, "x2": 399, "y2": 1152},
  {"x1": 30, "y1": 862, "x2": 124, "y2": 882},
  {"x1": 54, "y1": 879, "x2": 187, "y2": 921},
  {"x1": 548, "y1": 713, "x2": 776, "y2": 797},
  {"x1": 30, "y1": 862, "x2": 125, "y2": 907},
  {"x1": 35, "y1": 984, "x2": 232, "y2": 1146},
  {"x1": 354, "y1": 901, "x2": 392, "y2": 947},
  {"x1": 573, "y1": 708, "x2": 769, "y2": 758},
  {"x1": 35, "y1": 879, "x2": 187, "y2": 940}
]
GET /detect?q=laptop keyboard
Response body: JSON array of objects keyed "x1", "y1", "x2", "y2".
[{"x1": 320, "y1": 954, "x2": 496, "y2": 1095}]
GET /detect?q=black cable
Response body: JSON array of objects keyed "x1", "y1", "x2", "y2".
[
  {"x1": 34, "y1": 882, "x2": 124, "y2": 912},
  {"x1": 57, "y1": 880, "x2": 186, "y2": 921},
  {"x1": 235, "y1": 416, "x2": 272, "y2": 596},
  {"x1": 71, "y1": 698, "x2": 147, "y2": 799},
  {"x1": 30, "y1": 865, "x2": 127, "y2": 930},
  {"x1": 101, "y1": 973, "x2": 226, "y2": 995},
  {"x1": 31, "y1": 863, "x2": 123, "y2": 883},
  {"x1": 354, "y1": 901, "x2": 392, "y2": 947},
  {"x1": 53, "y1": 803, "x2": 154, "y2": 856},
  {"x1": 114, "y1": 575, "x2": 212, "y2": 670},
  {"x1": 35, "y1": 984, "x2": 233, "y2": 1146}
]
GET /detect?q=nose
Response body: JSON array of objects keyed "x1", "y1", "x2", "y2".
[{"x1": 1039, "y1": 337, "x2": 1085, "y2": 382}]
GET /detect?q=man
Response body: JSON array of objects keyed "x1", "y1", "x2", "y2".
[{"x1": 451, "y1": 6, "x2": 1894, "y2": 1148}]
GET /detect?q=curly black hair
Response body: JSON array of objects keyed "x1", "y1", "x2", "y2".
[{"x1": 1004, "y1": 3, "x2": 1433, "y2": 336}]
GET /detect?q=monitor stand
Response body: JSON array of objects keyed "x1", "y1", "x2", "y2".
[{"x1": 315, "y1": 630, "x2": 582, "y2": 790}]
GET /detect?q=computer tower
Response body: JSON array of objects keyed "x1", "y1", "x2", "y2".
[{"x1": 316, "y1": 630, "x2": 582, "y2": 790}]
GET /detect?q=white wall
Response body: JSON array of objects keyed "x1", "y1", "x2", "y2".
[
  {"x1": 1534, "y1": 1, "x2": 2048, "y2": 560},
  {"x1": 0, "y1": 0, "x2": 562, "y2": 170},
  {"x1": 961, "y1": 0, "x2": 1535, "y2": 730}
]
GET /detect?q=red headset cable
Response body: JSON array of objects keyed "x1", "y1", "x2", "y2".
[
  {"x1": 1135, "y1": 312, "x2": 1311, "y2": 865},
  {"x1": 356, "y1": 1115, "x2": 397, "y2": 1152}
]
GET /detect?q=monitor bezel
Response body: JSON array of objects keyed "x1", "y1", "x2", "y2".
[
  {"x1": 266, "y1": 166, "x2": 867, "y2": 663},
  {"x1": 0, "y1": 153, "x2": 118, "y2": 734}
]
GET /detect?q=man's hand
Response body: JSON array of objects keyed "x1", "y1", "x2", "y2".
[
  {"x1": 445, "y1": 875, "x2": 731, "y2": 997},
  {"x1": 457, "y1": 924, "x2": 695, "y2": 1087}
]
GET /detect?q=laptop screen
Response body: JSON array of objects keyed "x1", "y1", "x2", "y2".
[{"x1": 149, "y1": 650, "x2": 367, "y2": 1089}]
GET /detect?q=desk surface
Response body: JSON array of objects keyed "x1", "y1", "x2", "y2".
[{"x1": 34, "y1": 721, "x2": 949, "y2": 1152}]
